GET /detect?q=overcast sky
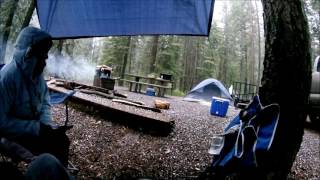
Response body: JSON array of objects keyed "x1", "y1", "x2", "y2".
[{"x1": 212, "y1": 0, "x2": 263, "y2": 27}]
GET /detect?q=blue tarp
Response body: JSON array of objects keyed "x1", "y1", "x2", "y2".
[{"x1": 36, "y1": 0, "x2": 215, "y2": 38}]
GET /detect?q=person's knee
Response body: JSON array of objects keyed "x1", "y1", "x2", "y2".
[
  {"x1": 33, "y1": 153, "x2": 62, "y2": 168},
  {"x1": 25, "y1": 153, "x2": 72, "y2": 180}
]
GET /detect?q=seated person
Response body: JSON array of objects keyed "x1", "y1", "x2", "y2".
[{"x1": 0, "y1": 27, "x2": 70, "y2": 166}]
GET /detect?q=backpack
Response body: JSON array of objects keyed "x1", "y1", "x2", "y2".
[{"x1": 210, "y1": 95, "x2": 280, "y2": 178}]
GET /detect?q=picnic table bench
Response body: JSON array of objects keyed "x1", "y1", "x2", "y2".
[{"x1": 121, "y1": 78, "x2": 172, "y2": 97}]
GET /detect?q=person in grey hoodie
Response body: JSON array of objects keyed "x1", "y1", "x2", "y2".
[{"x1": 0, "y1": 26, "x2": 70, "y2": 166}]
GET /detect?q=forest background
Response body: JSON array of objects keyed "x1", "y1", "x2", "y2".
[{"x1": 0, "y1": 0, "x2": 319, "y2": 96}]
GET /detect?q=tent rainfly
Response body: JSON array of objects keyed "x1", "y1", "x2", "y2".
[{"x1": 184, "y1": 78, "x2": 233, "y2": 103}]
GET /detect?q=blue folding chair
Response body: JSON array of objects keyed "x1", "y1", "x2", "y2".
[
  {"x1": 49, "y1": 90, "x2": 79, "y2": 174},
  {"x1": 49, "y1": 91, "x2": 76, "y2": 126}
]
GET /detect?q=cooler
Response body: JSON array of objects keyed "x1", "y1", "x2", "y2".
[
  {"x1": 146, "y1": 87, "x2": 156, "y2": 96},
  {"x1": 210, "y1": 97, "x2": 230, "y2": 117}
]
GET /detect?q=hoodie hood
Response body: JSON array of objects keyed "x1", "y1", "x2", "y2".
[{"x1": 13, "y1": 27, "x2": 52, "y2": 80}]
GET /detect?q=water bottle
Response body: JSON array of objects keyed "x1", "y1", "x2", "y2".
[{"x1": 208, "y1": 134, "x2": 225, "y2": 155}]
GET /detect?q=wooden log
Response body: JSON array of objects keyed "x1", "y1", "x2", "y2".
[
  {"x1": 78, "y1": 89, "x2": 114, "y2": 99},
  {"x1": 154, "y1": 99, "x2": 170, "y2": 109},
  {"x1": 112, "y1": 99, "x2": 161, "y2": 113},
  {"x1": 78, "y1": 89, "x2": 144, "y2": 105},
  {"x1": 55, "y1": 78, "x2": 111, "y2": 94}
]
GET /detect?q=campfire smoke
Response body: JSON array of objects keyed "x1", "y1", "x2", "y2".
[{"x1": 45, "y1": 54, "x2": 95, "y2": 84}]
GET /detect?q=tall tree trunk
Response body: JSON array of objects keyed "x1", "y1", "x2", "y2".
[
  {"x1": 179, "y1": 37, "x2": 188, "y2": 91},
  {"x1": 149, "y1": 36, "x2": 159, "y2": 74},
  {"x1": 0, "y1": 0, "x2": 19, "y2": 64},
  {"x1": 219, "y1": 3, "x2": 229, "y2": 84},
  {"x1": 127, "y1": 37, "x2": 135, "y2": 74},
  {"x1": 260, "y1": 0, "x2": 311, "y2": 178},
  {"x1": 239, "y1": 25, "x2": 246, "y2": 83},
  {"x1": 249, "y1": 2, "x2": 256, "y2": 85},
  {"x1": 218, "y1": 32, "x2": 228, "y2": 84},
  {"x1": 255, "y1": 0, "x2": 262, "y2": 92},
  {"x1": 181, "y1": 37, "x2": 197, "y2": 92},
  {"x1": 120, "y1": 37, "x2": 131, "y2": 86},
  {"x1": 65, "y1": 40, "x2": 75, "y2": 57},
  {"x1": 218, "y1": 47, "x2": 226, "y2": 82},
  {"x1": 56, "y1": 40, "x2": 64, "y2": 56},
  {"x1": 317, "y1": 3, "x2": 320, "y2": 55},
  {"x1": 244, "y1": 44, "x2": 248, "y2": 84},
  {"x1": 20, "y1": 0, "x2": 35, "y2": 30}
]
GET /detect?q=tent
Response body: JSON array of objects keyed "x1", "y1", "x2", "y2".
[
  {"x1": 36, "y1": 0, "x2": 215, "y2": 38},
  {"x1": 184, "y1": 79, "x2": 233, "y2": 103}
]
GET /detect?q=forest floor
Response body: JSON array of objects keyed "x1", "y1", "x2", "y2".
[{"x1": 52, "y1": 86, "x2": 320, "y2": 180}]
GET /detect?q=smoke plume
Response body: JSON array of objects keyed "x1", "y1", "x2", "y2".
[{"x1": 45, "y1": 54, "x2": 95, "y2": 84}]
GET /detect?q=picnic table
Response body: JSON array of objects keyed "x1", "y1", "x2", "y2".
[{"x1": 121, "y1": 74, "x2": 172, "y2": 97}]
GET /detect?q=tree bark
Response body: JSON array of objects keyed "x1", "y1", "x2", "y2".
[
  {"x1": 20, "y1": 0, "x2": 35, "y2": 30},
  {"x1": 120, "y1": 37, "x2": 131, "y2": 86},
  {"x1": 0, "y1": 0, "x2": 19, "y2": 64},
  {"x1": 249, "y1": 2, "x2": 256, "y2": 85},
  {"x1": 149, "y1": 36, "x2": 159, "y2": 74},
  {"x1": 127, "y1": 37, "x2": 134, "y2": 74},
  {"x1": 56, "y1": 40, "x2": 64, "y2": 56},
  {"x1": 260, "y1": 0, "x2": 311, "y2": 178},
  {"x1": 255, "y1": 0, "x2": 262, "y2": 92},
  {"x1": 182, "y1": 37, "x2": 198, "y2": 91}
]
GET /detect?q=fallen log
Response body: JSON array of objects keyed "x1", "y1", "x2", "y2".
[
  {"x1": 113, "y1": 90, "x2": 128, "y2": 98},
  {"x1": 112, "y1": 99, "x2": 161, "y2": 113},
  {"x1": 78, "y1": 89, "x2": 114, "y2": 99},
  {"x1": 55, "y1": 78, "x2": 111, "y2": 94},
  {"x1": 78, "y1": 89, "x2": 145, "y2": 105}
]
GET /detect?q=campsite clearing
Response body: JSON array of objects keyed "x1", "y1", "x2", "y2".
[{"x1": 51, "y1": 87, "x2": 319, "y2": 179}]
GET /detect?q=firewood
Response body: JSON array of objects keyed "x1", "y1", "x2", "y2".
[
  {"x1": 112, "y1": 99, "x2": 161, "y2": 113},
  {"x1": 79, "y1": 89, "x2": 144, "y2": 105},
  {"x1": 113, "y1": 90, "x2": 128, "y2": 98},
  {"x1": 154, "y1": 99, "x2": 170, "y2": 109},
  {"x1": 78, "y1": 89, "x2": 114, "y2": 99}
]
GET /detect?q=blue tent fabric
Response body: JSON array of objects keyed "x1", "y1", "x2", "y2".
[
  {"x1": 0, "y1": 64, "x2": 5, "y2": 70},
  {"x1": 185, "y1": 79, "x2": 233, "y2": 102},
  {"x1": 36, "y1": 0, "x2": 215, "y2": 38}
]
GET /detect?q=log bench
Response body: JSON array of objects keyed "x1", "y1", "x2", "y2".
[{"x1": 121, "y1": 79, "x2": 172, "y2": 97}]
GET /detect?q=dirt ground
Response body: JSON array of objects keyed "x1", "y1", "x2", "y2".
[{"x1": 51, "y1": 88, "x2": 320, "y2": 179}]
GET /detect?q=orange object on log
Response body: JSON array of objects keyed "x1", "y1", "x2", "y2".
[{"x1": 154, "y1": 99, "x2": 170, "y2": 109}]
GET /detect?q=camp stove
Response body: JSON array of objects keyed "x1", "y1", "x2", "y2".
[{"x1": 93, "y1": 65, "x2": 115, "y2": 90}]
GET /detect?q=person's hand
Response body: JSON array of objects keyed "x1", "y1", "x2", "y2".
[{"x1": 0, "y1": 138, "x2": 34, "y2": 163}]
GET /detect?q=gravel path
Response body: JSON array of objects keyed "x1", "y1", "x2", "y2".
[{"x1": 51, "y1": 88, "x2": 320, "y2": 179}]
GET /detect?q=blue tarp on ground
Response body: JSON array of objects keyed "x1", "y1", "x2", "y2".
[{"x1": 36, "y1": 0, "x2": 215, "y2": 38}]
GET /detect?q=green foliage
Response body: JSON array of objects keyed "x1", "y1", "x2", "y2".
[
  {"x1": 100, "y1": 37, "x2": 130, "y2": 76},
  {"x1": 156, "y1": 36, "x2": 182, "y2": 78},
  {"x1": 171, "y1": 89, "x2": 186, "y2": 97}
]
